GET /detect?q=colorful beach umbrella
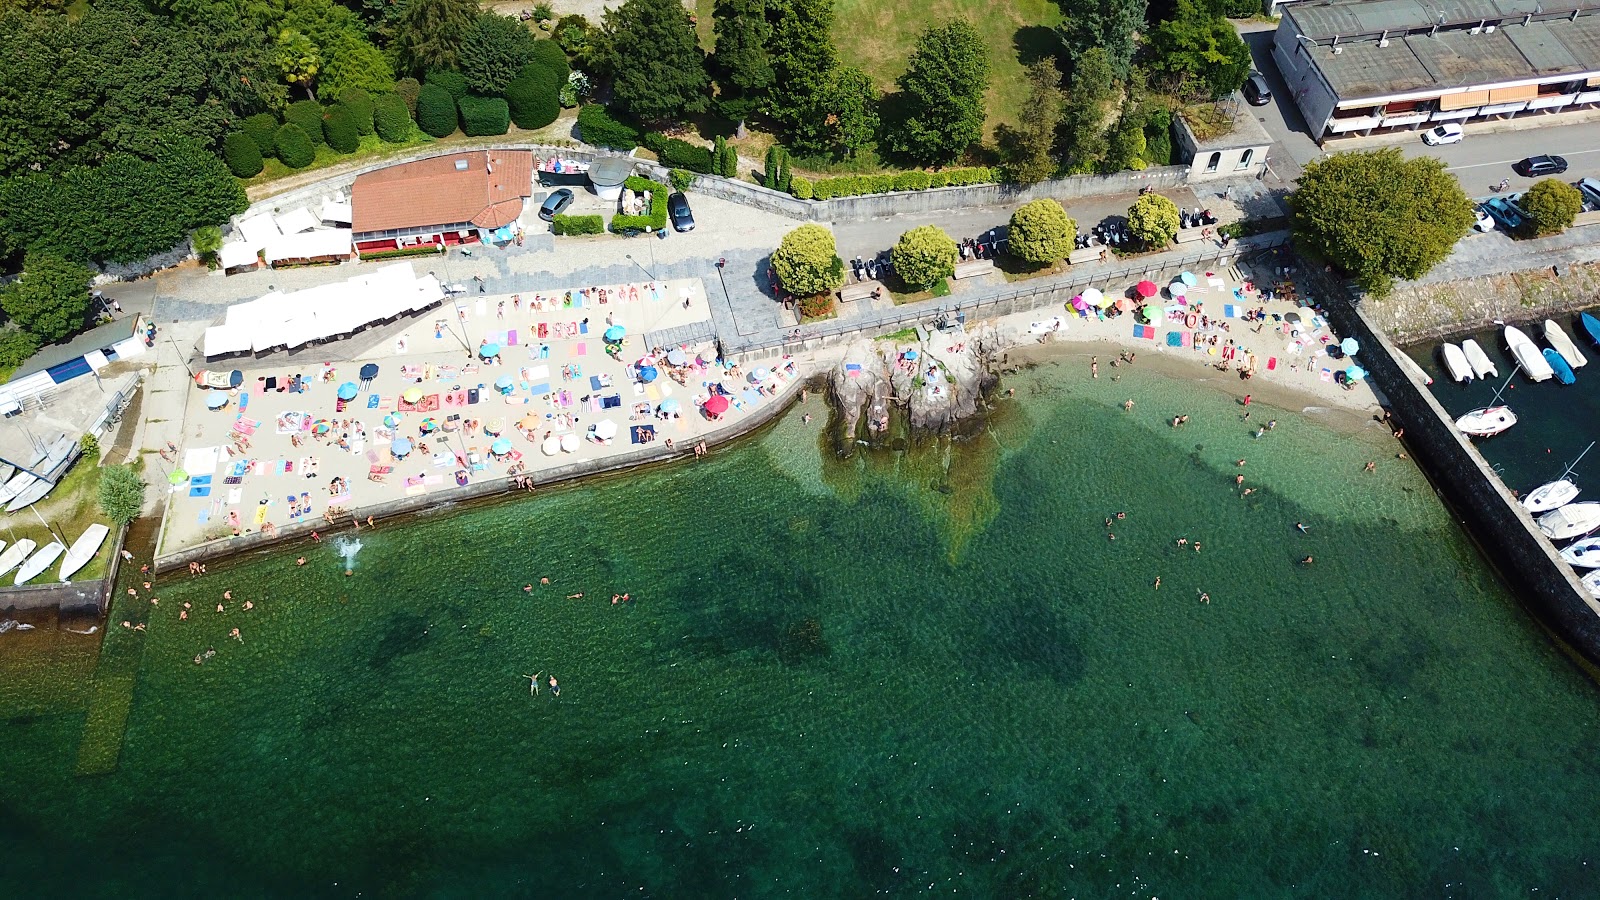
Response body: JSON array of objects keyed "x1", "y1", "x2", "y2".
[
  {"x1": 639, "y1": 366, "x2": 659, "y2": 383},
  {"x1": 1136, "y1": 280, "x2": 1159, "y2": 298},
  {"x1": 336, "y1": 381, "x2": 359, "y2": 400},
  {"x1": 904, "y1": 349, "x2": 919, "y2": 361},
  {"x1": 593, "y1": 420, "x2": 618, "y2": 441},
  {"x1": 1071, "y1": 295, "x2": 1091, "y2": 311},
  {"x1": 1285, "y1": 312, "x2": 1302, "y2": 325},
  {"x1": 1340, "y1": 337, "x2": 1360, "y2": 355},
  {"x1": 1142, "y1": 304, "x2": 1162, "y2": 324},
  {"x1": 1298, "y1": 307, "x2": 1317, "y2": 325},
  {"x1": 1169, "y1": 282, "x2": 1187, "y2": 298},
  {"x1": 479, "y1": 343, "x2": 500, "y2": 358},
  {"x1": 604, "y1": 325, "x2": 626, "y2": 342},
  {"x1": 205, "y1": 392, "x2": 229, "y2": 409},
  {"x1": 312, "y1": 419, "x2": 332, "y2": 435},
  {"x1": 391, "y1": 437, "x2": 412, "y2": 456},
  {"x1": 704, "y1": 395, "x2": 730, "y2": 416},
  {"x1": 168, "y1": 469, "x2": 189, "y2": 485},
  {"x1": 490, "y1": 438, "x2": 512, "y2": 455},
  {"x1": 1179, "y1": 271, "x2": 1198, "y2": 286},
  {"x1": 419, "y1": 418, "x2": 438, "y2": 433},
  {"x1": 665, "y1": 348, "x2": 687, "y2": 366},
  {"x1": 402, "y1": 386, "x2": 423, "y2": 403},
  {"x1": 494, "y1": 374, "x2": 514, "y2": 391},
  {"x1": 658, "y1": 398, "x2": 681, "y2": 414},
  {"x1": 384, "y1": 412, "x2": 402, "y2": 428}
]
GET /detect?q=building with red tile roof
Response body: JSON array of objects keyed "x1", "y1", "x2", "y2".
[{"x1": 351, "y1": 150, "x2": 534, "y2": 253}]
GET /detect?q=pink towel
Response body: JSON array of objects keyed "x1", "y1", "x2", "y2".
[
  {"x1": 506, "y1": 329, "x2": 518, "y2": 346},
  {"x1": 574, "y1": 342, "x2": 587, "y2": 357},
  {"x1": 1266, "y1": 357, "x2": 1279, "y2": 371}
]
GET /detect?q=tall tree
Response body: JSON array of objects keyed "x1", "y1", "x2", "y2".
[
  {"x1": 998, "y1": 60, "x2": 1062, "y2": 184},
  {"x1": 459, "y1": 13, "x2": 539, "y2": 95},
  {"x1": 763, "y1": 0, "x2": 836, "y2": 139},
  {"x1": 1146, "y1": 0, "x2": 1251, "y2": 100},
  {"x1": 1057, "y1": 0, "x2": 1145, "y2": 80},
  {"x1": 0, "y1": 250, "x2": 93, "y2": 344},
  {"x1": 819, "y1": 66, "x2": 879, "y2": 159},
  {"x1": 1058, "y1": 47, "x2": 1114, "y2": 171},
  {"x1": 885, "y1": 20, "x2": 989, "y2": 166},
  {"x1": 598, "y1": 0, "x2": 709, "y2": 123},
  {"x1": 319, "y1": 31, "x2": 396, "y2": 97},
  {"x1": 394, "y1": 0, "x2": 480, "y2": 76},
  {"x1": 711, "y1": 0, "x2": 773, "y2": 132},
  {"x1": 275, "y1": 29, "x2": 322, "y2": 100}
]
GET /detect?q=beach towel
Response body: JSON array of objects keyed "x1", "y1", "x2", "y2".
[
  {"x1": 1266, "y1": 357, "x2": 1279, "y2": 371},
  {"x1": 528, "y1": 382, "x2": 551, "y2": 395},
  {"x1": 1166, "y1": 331, "x2": 1191, "y2": 348},
  {"x1": 1320, "y1": 368, "x2": 1332, "y2": 382},
  {"x1": 1223, "y1": 304, "x2": 1240, "y2": 318},
  {"x1": 1133, "y1": 324, "x2": 1156, "y2": 340},
  {"x1": 197, "y1": 509, "x2": 210, "y2": 524},
  {"x1": 574, "y1": 342, "x2": 587, "y2": 357},
  {"x1": 406, "y1": 485, "x2": 425, "y2": 497},
  {"x1": 740, "y1": 388, "x2": 763, "y2": 406},
  {"x1": 188, "y1": 485, "x2": 211, "y2": 497},
  {"x1": 646, "y1": 385, "x2": 661, "y2": 401},
  {"x1": 367, "y1": 394, "x2": 380, "y2": 409},
  {"x1": 239, "y1": 393, "x2": 249, "y2": 410},
  {"x1": 405, "y1": 475, "x2": 425, "y2": 487},
  {"x1": 227, "y1": 488, "x2": 243, "y2": 505},
  {"x1": 578, "y1": 321, "x2": 588, "y2": 335},
  {"x1": 466, "y1": 388, "x2": 480, "y2": 405},
  {"x1": 253, "y1": 504, "x2": 269, "y2": 525},
  {"x1": 630, "y1": 425, "x2": 656, "y2": 444},
  {"x1": 369, "y1": 465, "x2": 393, "y2": 474},
  {"x1": 506, "y1": 329, "x2": 518, "y2": 346},
  {"x1": 191, "y1": 475, "x2": 213, "y2": 486},
  {"x1": 601, "y1": 394, "x2": 622, "y2": 409},
  {"x1": 846, "y1": 363, "x2": 862, "y2": 377}
]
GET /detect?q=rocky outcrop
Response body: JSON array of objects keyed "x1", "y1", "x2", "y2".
[{"x1": 827, "y1": 323, "x2": 1005, "y2": 441}]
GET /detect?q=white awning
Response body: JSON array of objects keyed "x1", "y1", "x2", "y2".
[
  {"x1": 213, "y1": 261, "x2": 433, "y2": 353},
  {"x1": 219, "y1": 242, "x2": 260, "y2": 269},
  {"x1": 204, "y1": 324, "x2": 256, "y2": 356},
  {"x1": 263, "y1": 229, "x2": 351, "y2": 265},
  {"x1": 237, "y1": 213, "x2": 281, "y2": 246},
  {"x1": 320, "y1": 198, "x2": 353, "y2": 225},
  {"x1": 84, "y1": 350, "x2": 110, "y2": 372},
  {"x1": 276, "y1": 207, "x2": 320, "y2": 235}
]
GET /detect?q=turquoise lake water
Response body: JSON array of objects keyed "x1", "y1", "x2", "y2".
[{"x1": 3, "y1": 359, "x2": 1600, "y2": 897}]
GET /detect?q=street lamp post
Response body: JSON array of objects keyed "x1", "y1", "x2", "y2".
[{"x1": 625, "y1": 253, "x2": 656, "y2": 281}]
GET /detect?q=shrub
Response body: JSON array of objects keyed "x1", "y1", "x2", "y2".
[
  {"x1": 338, "y1": 87, "x2": 377, "y2": 135},
  {"x1": 892, "y1": 225, "x2": 958, "y2": 289},
  {"x1": 772, "y1": 224, "x2": 845, "y2": 296},
  {"x1": 551, "y1": 213, "x2": 605, "y2": 235},
  {"x1": 867, "y1": 174, "x2": 896, "y2": 194},
  {"x1": 799, "y1": 293, "x2": 835, "y2": 319},
  {"x1": 458, "y1": 95, "x2": 511, "y2": 136},
  {"x1": 426, "y1": 69, "x2": 470, "y2": 101},
  {"x1": 790, "y1": 175, "x2": 812, "y2": 200},
  {"x1": 1143, "y1": 107, "x2": 1173, "y2": 167},
  {"x1": 373, "y1": 92, "x2": 413, "y2": 142},
  {"x1": 1127, "y1": 193, "x2": 1181, "y2": 248},
  {"x1": 222, "y1": 132, "x2": 264, "y2": 177},
  {"x1": 274, "y1": 123, "x2": 316, "y2": 168},
  {"x1": 285, "y1": 100, "x2": 326, "y2": 145},
  {"x1": 559, "y1": 70, "x2": 590, "y2": 108},
  {"x1": 242, "y1": 113, "x2": 280, "y2": 158},
  {"x1": 192, "y1": 225, "x2": 223, "y2": 265},
  {"x1": 713, "y1": 136, "x2": 738, "y2": 178},
  {"x1": 505, "y1": 64, "x2": 561, "y2": 129},
  {"x1": 927, "y1": 172, "x2": 950, "y2": 188},
  {"x1": 763, "y1": 146, "x2": 790, "y2": 191},
  {"x1": 895, "y1": 171, "x2": 931, "y2": 191},
  {"x1": 79, "y1": 432, "x2": 99, "y2": 457},
  {"x1": 395, "y1": 77, "x2": 422, "y2": 115},
  {"x1": 555, "y1": 14, "x2": 590, "y2": 55},
  {"x1": 577, "y1": 104, "x2": 641, "y2": 150},
  {"x1": 670, "y1": 168, "x2": 695, "y2": 192},
  {"x1": 97, "y1": 463, "x2": 146, "y2": 524},
  {"x1": 1008, "y1": 199, "x2": 1075, "y2": 265},
  {"x1": 644, "y1": 133, "x2": 713, "y2": 173},
  {"x1": 610, "y1": 175, "x2": 670, "y2": 232},
  {"x1": 1522, "y1": 178, "x2": 1584, "y2": 236},
  {"x1": 0, "y1": 327, "x2": 40, "y2": 375},
  {"x1": 416, "y1": 83, "x2": 459, "y2": 137},
  {"x1": 529, "y1": 38, "x2": 570, "y2": 82},
  {"x1": 359, "y1": 244, "x2": 445, "y2": 261},
  {"x1": 322, "y1": 104, "x2": 361, "y2": 153}
]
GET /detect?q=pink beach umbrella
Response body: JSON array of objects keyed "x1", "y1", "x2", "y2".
[{"x1": 1135, "y1": 280, "x2": 1159, "y2": 298}]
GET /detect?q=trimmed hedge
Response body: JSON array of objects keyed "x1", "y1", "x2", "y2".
[
  {"x1": 807, "y1": 167, "x2": 995, "y2": 200},
  {"x1": 274, "y1": 123, "x2": 316, "y2": 168},
  {"x1": 416, "y1": 83, "x2": 459, "y2": 137},
  {"x1": 426, "y1": 70, "x2": 470, "y2": 101},
  {"x1": 359, "y1": 244, "x2": 445, "y2": 261},
  {"x1": 529, "y1": 39, "x2": 570, "y2": 82},
  {"x1": 222, "y1": 131, "x2": 264, "y2": 177},
  {"x1": 322, "y1": 104, "x2": 361, "y2": 153},
  {"x1": 338, "y1": 87, "x2": 376, "y2": 135},
  {"x1": 790, "y1": 175, "x2": 812, "y2": 200},
  {"x1": 643, "y1": 133, "x2": 712, "y2": 173},
  {"x1": 458, "y1": 95, "x2": 510, "y2": 136},
  {"x1": 373, "y1": 92, "x2": 412, "y2": 142},
  {"x1": 577, "y1": 104, "x2": 640, "y2": 150},
  {"x1": 505, "y1": 64, "x2": 561, "y2": 130},
  {"x1": 286, "y1": 100, "x2": 326, "y2": 145},
  {"x1": 395, "y1": 77, "x2": 422, "y2": 115},
  {"x1": 763, "y1": 146, "x2": 790, "y2": 192},
  {"x1": 551, "y1": 213, "x2": 604, "y2": 235},
  {"x1": 610, "y1": 175, "x2": 669, "y2": 232},
  {"x1": 242, "y1": 113, "x2": 279, "y2": 158}
]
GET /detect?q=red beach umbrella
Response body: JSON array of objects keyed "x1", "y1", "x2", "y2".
[
  {"x1": 1135, "y1": 280, "x2": 1159, "y2": 298},
  {"x1": 704, "y1": 395, "x2": 730, "y2": 416}
]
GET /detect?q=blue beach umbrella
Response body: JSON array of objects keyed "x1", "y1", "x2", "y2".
[
  {"x1": 491, "y1": 437, "x2": 512, "y2": 455},
  {"x1": 1340, "y1": 337, "x2": 1360, "y2": 355},
  {"x1": 391, "y1": 437, "x2": 412, "y2": 456},
  {"x1": 639, "y1": 365, "x2": 659, "y2": 383},
  {"x1": 658, "y1": 397, "x2": 681, "y2": 414},
  {"x1": 205, "y1": 392, "x2": 229, "y2": 409},
  {"x1": 904, "y1": 349, "x2": 919, "y2": 361},
  {"x1": 337, "y1": 381, "x2": 359, "y2": 400},
  {"x1": 479, "y1": 343, "x2": 500, "y2": 358},
  {"x1": 494, "y1": 374, "x2": 514, "y2": 391},
  {"x1": 1179, "y1": 271, "x2": 1198, "y2": 286},
  {"x1": 1346, "y1": 365, "x2": 1366, "y2": 382},
  {"x1": 666, "y1": 348, "x2": 687, "y2": 366},
  {"x1": 604, "y1": 325, "x2": 626, "y2": 342}
]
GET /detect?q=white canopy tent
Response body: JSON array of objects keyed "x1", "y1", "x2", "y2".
[
  {"x1": 320, "y1": 197, "x2": 353, "y2": 225},
  {"x1": 219, "y1": 242, "x2": 261, "y2": 270},
  {"x1": 275, "y1": 207, "x2": 321, "y2": 235},
  {"x1": 262, "y1": 228, "x2": 352, "y2": 266},
  {"x1": 202, "y1": 262, "x2": 445, "y2": 357}
]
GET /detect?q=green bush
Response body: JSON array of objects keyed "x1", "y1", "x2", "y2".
[
  {"x1": 577, "y1": 104, "x2": 641, "y2": 150},
  {"x1": 610, "y1": 175, "x2": 669, "y2": 232},
  {"x1": 867, "y1": 174, "x2": 896, "y2": 194},
  {"x1": 395, "y1": 77, "x2": 422, "y2": 115},
  {"x1": 669, "y1": 168, "x2": 695, "y2": 192},
  {"x1": 274, "y1": 123, "x2": 316, "y2": 168},
  {"x1": 763, "y1": 145, "x2": 791, "y2": 192},
  {"x1": 372, "y1": 92, "x2": 413, "y2": 142},
  {"x1": 1523, "y1": 178, "x2": 1584, "y2": 236},
  {"x1": 895, "y1": 171, "x2": 932, "y2": 191},
  {"x1": 644, "y1": 133, "x2": 713, "y2": 173},
  {"x1": 0, "y1": 327, "x2": 40, "y2": 375},
  {"x1": 285, "y1": 100, "x2": 326, "y2": 145},
  {"x1": 790, "y1": 175, "x2": 812, "y2": 200},
  {"x1": 458, "y1": 95, "x2": 510, "y2": 136},
  {"x1": 551, "y1": 213, "x2": 604, "y2": 235},
  {"x1": 359, "y1": 244, "x2": 445, "y2": 261},
  {"x1": 505, "y1": 64, "x2": 561, "y2": 130},
  {"x1": 416, "y1": 83, "x2": 459, "y2": 137},
  {"x1": 322, "y1": 104, "x2": 361, "y2": 153},
  {"x1": 426, "y1": 69, "x2": 470, "y2": 101},
  {"x1": 927, "y1": 172, "x2": 950, "y2": 188},
  {"x1": 713, "y1": 136, "x2": 738, "y2": 178},
  {"x1": 338, "y1": 87, "x2": 377, "y2": 135},
  {"x1": 222, "y1": 132, "x2": 264, "y2": 177},
  {"x1": 242, "y1": 113, "x2": 280, "y2": 158},
  {"x1": 97, "y1": 463, "x2": 146, "y2": 524},
  {"x1": 529, "y1": 38, "x2": 570, "y2": 82}
]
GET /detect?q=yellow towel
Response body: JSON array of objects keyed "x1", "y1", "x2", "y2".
[
  {"x1": 646, "y1": 385, "x2": 661, "y2": 401},
  {"x1": 253, "y1": 504, "x2": 268, "y2": 525}
]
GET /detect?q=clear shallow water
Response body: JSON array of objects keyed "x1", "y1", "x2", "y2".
[{"x1": 3, "y1": 362, "x2": 1600, "y2": 897}]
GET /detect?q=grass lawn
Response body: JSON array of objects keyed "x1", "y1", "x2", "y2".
[
  {"x1": 249, "y1": 128, "x2": 438, "y2": 187},
  {"x1": 7, "y1": 455, "x2": 120, "y2": 582},
  {"x1": 833, "y1": 0, "x2": 1064, "y2": 139}
]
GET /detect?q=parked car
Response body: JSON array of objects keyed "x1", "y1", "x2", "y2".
[
  {"x1": 538, "y1": 188, "x2": 575, "y2": 221},
  {"x1": 1513, "y1": 155, "x2": 1568, "y2": 177},
  {"x1": 1421, "y1": 123, "x2": 1464, "y2": 146},
  {"x1": 1576, "y1": 177, "x2": 1600, "y2": 210},
  {"x1": 1242, "y1": 73, "x2": 1271, "y2": 106},
  {"x1": 1472, "y1": 204, "x2": 1495, "y2": 232},
  {"x1": 668, "y1": 192, "x2": 695, "y2": 232},
  {"x1": 1483, "y1": 196, "x2": 1525, "y2": 231}
]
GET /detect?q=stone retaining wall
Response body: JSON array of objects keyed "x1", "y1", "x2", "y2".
[
  {"x1": 0, "y1": 581, "x2": 106, "y2": 615},
  {"x1": 1368, "y1": 259, "x2": 1600, "y2": 345}
]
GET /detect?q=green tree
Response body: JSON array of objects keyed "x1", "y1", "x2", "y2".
[
  {"x1": 242, "y1": 113, "x2": 281, "y2": 158},
  {"x1": 763, "y1": 0, "x2": 836, "y2": 146},
  {"x1": 192, "y1": 225, "x2": 224, "y2": 266},
  {"x1": 318, "y1": 32, "x2": 395, "y2": 99},
  {"x1": 1147, "y1": 0, "x2": 1251, "y2": 100},
  {"x1": 711, "y1": 0, "x2": 773, "y2": 130},
  {"x1": 396, "y1": 0, "x2": 481, "y2": 75},
  {"x1": 598, "y1": 0, "x2": 709, "y2": 122},
  {"x1": 322, "y1": 103, "x2": 361, "y2": 151},
  {"x1": 1142, "y1": 107, "x2": 1173, "y2": 166},
  {"x1": 1057, "y1": 0, "x2": 1145, "y2": 80},
  {"x1": 457, "y1": 95, "x2": 510, "y2": 135},
  {"x1": 0, "y1": 327, "x2": 40, "y2": 378},
  {"x1": 275, "y1": 28, "x2": 321, "y2": 100},
  {"x1": 222, "y1": 132, "x2": 265, "y2": 177},
  {"x1": 372, "y1": 92, "x2": 414, "y2": 141},
  {"x1": 820, "y1": 66, "x2": 879, "y2": 160},
  {"x1": 286, "y1": 100, "x2": 327, "y2": 145},
  {"x1": 891, "y1": 225, "x2": 958, "y2": 290},
  {"x1": 395, "y1": 77, "x2": 423, "y2": 114},
  {"x1": 999, "y1": 60, "x2": 1062, "y2": 184},
  {"x1": 337, "y1": 87, "x2": 376, "y2": 135},
  {"x1": 275, "y1": 122, "x2": 317, "y2": 166},
  {"x1": 528, "y1": 39, "x2": 570, "y2": 82},
  {"x1": 1291, "y1": 148, "x2": 1474, "y2": 294},
  {"x1": 505, "y1": 64, "x2": 561, "y2": 129},
  {"x1": 460, "y1": 13, "x2": 539, "y2": 95},
  {"x1": 97, "y1": 463, "x2": 146, "y2": 525},
  {"x1": 772, "y1": 223, "x2": 844, "y2": 296},
  {"x1": 1008, "y1": 199, "x2": 1075, "y2": 265},
  {"x1": 1522, "y1": 179, "x2": 1583, "y2": 236},
  {"x1": 416, "y1": 82, "x2": 459, "y2": 136},
  {"x1": 576, "y1": 104, "x2": 641, "y2": 148},
  {"x1": 1059, "y1": 47, "x2": 1114, "y2": 170},
  {"x1": 426, "y1": 69, "x2": 471, "y2": 101},
  {"x1": 0, "y1": 250, "x2": 92, "y2": 343},
  {"x1": 1102, "y1": 105, "x2": 1147, "y2": 173},
  {"x1": 1126, "y1": 193, "x2": 1179, "y2": 247},
  {"x1": 886, "y1": 21, "x2": 988, "y2": 166}
]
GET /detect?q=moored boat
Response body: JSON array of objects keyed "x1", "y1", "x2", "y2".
[
  {"x1": 1461, "y1": 339, "x2": 1498, "y2": 379},
  {"x1": 0, "y1": 470, "x2": 34, "y2": 505},
  {"x1": 1538, "y1": 502, "x2": 1600, "y2": 541},
  {"x1": 1543, "y1": 347, "x2": 1576, "y2": 385},
  {"x1": 0, "y1": 539, "x2": 36, "y2": 580},
  {"x1": 1545, "y1": 319, "x2": 1588, "y2": 369},
  {"x1": 1441, "y1": 342, "x2": 1473, "y2": 383},
  {"x1": 14, "y1": 542, "x2": 63, "y2": 586},
  {"x1": 1455, "y1": 406, "x2": 1516, "y2": 437},
  {"x1": 1506, "y1": 326, "x2": 1554, "y2": 381},
  {"x1": 1524, "y1": 479, "x2": 1580, "y2": 513},
  {"x1": 58, "y1": 524, "x2": 110, "y2": 583},
  {"x1": 1561, "y1": 537, "x2": 1600, "y2": 569},
  {"x1": 1582, "y1": 311, "x2": 1600, "y2": 349},
  {"x1": 1584, "y1": 569, "x2": 1600, "y2": 599}
]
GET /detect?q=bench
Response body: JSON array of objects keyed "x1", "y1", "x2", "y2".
[
  {"x1": 1175, "y1": 226, "x2": 1211, "y2": 245},
  {"x1": 952, "y1": 259, "x2": 996, "y2": 280},
  {"x1": 1068, "y1": 247, "x2": 1105, "y2": 266},
  {"x1": 838, "y1": 281, "x2": 880, "y2": 303}
]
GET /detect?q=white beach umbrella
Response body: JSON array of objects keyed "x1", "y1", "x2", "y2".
[
  {"x1": 541, "y1": 435, "x2": 560, "y2": 456},
  {"x1": 593, "y1": 420, "x2": 618, "y2": 441},
  {"x1": 560, "y1": 433, "x2": 579, "y2": 453}
]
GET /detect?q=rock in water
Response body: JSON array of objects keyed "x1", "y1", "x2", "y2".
[{"x1": 827, "y1": 325, "x2": 1000, "y2": 437}]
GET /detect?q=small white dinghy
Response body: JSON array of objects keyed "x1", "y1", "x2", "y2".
[
  {"x1": 1441, "y1": 343, "x2": 1473, "y2": 383},
  {"x1": 1561, "y1": 537, "x2": 1600, "y2": 569},
  {"x1": 14, "y1": 542, "x2": 64, "y2": 586},
  {"x1": 1538, "y1": 502, "x2": 1600, "y2": 541},
  {"x1": 1506, "y1": 326, "x2": 1555, "y2": 382},
  {"x1": 1545, "y1": 319, "x2": 1588, "y2": 369},
  {"x1": 1524, "y1": 479, "x2": 1580, "y2": 513},
  {"x1": 1584, "y1": 570, "x2": 1600, "y2": 599},
  {"x1": 59, "y1": 524, "x2": 110, "y2": 583},
  {"x1": 1455, "y1": 406, "x2": 1516, "y2": 437},
  {"x1": 0, "y1": 539, "x2": 37, "y2": 580},
  {"x1": 1462, "y1": 339, "x2": 1498, "y2": 379}
]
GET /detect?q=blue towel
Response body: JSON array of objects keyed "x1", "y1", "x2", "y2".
[
  {"x1": 188, "y1": 486, "x2": 211, "y2": 497},
  {"x1": 740, "y1": 388, "x2": 763, "y2": 406},
  {"x1": 579, "y1": 321, "x2": 588, "y2": 334},
  {"x1": 190, "y1": 475, "x2": 213, "y2": 486},
  {"x1": 528, "y1": 382, "x2": 551, "y2": 395},
  {"x1": 367, "y1": 394, "x2": 380, "y2": 408},
  {"x1": 590, "y1": 375, "x2": 604, "y2": 390}
]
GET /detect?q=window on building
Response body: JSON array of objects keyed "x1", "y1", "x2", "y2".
[
  {"x1": 1236, "y1": 148, "x2": 1254, "y2": 170},
  {"x1": 1205, "y1": 152, "x2": 1221, "y2": 173}
]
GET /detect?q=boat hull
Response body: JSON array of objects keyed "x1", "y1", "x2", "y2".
[
  {"x1": 1441, "y1": 343, "x2": 1473, "y2": 383},
  {"x1": 14, "y1": 542, "x2": 63, "y2": 586},
  {"x1": 0, "y1": 540, "x2": 36, "y2": 579},
  {"x1": 59, "y1": 524, "x2": 110, "y2": 582},
  {"x1": 1545, "y1": 319, "x2": 1588, "y2": 369},
  {"x1": 1582, "y1": 312, "x2": 1600, "y2": 349},
  {"x1": 1524, "y1": 479, "x2": 1580, "y2": 513},
  {"x1": 1539, "y1": 502, "x2": 1600, "y2": 541},
  {"x1": 1543, "y1": 347, "x2": 1576, "y2": 385},
  {"x1": 1456, "y1": 406, "x2": 1516, "y2": 437},
  {"x1": 1506, "y1": 327, "x2": 1554, "y2": 381},
  {"x1": 1562, "y1": 537, "x2": 1600, "y2": 569},
  {"x1": 1585, "y1": 570, "x2": 1600, "y2": 600},
  {"x1": 1462, "y1": 339, "x2": 1498, "y2": 378}
]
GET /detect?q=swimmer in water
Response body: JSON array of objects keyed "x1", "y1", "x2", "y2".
[
  {"x1": 524, "y1": 584, "x2": 534, "y2": 592},
  {"x1": 344, "y1": 569, "x2": 353, "y2": 577},
  {"x1": 566, "y1": 592, "x2": 583, "y2": 599},
  {"x1": 548, "y1": 675, "x2": 560, "y2": 697},
  {"x1": 1302, "y1": 556, "x2": 1314, "y2": 565},
  {"x1": 1116, "y1": 512, "x2": 1126, "y2": 520},
  {"x1": 1153, "y1": 576, "x2": 1161, "y2": 590},
  {"x1": 1296, "y1": 522, "x2": 1308, "y2": 534},
  {"x1": 1198, "y1": 591, "x2": 1210, "y2": 604}
]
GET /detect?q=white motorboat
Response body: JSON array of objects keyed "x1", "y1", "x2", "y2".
[
  {"x1": 58, "y1": 524, "x2": 110, "y2": 582},
  {"x1": 1584, "y1": 570, "x2": 1600, "y2": 599},
  {"x1": 1524, "y1": 479, "x2": 1580, "y2": 513},
  {"x1": 1397, "y1": 351, "x2": 1433, "y2": 385},
  {"x1": 1440, "y1": 342, "x2": 1473, "y2": 383},
  {"x1": 1545, "y1": 319, "x2": 1588, "y2": 369},
  {"x1": 1462, "y1": 339, "x2": 1498, "y2": 379},
  {"x1": 1506, "y1": 326, "x2": 1554, "y2": 381},
  {"x1": 1455, "y1": 406, "x2": 1516, "y2": 437},
  {"x1": 0, "y1": 539, "x2": 36, "y2": 580},
  {"x1": 1538, "y1": 502, "x2": 1600, "y2": 541},
  {"x1": 14, "y1": 542, "x2": 63, "y2": 586},
  {"x1": 1561, "y1": 537, "x2": 1600, "y2": 569}
]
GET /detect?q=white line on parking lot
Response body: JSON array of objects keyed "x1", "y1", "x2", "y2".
[{"x1": 1446, "y1": 148, "x2": 1600, "y2": 171}]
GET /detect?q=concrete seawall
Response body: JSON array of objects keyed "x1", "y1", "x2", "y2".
[{"x1": 1320, "y1": 289, "x2": 1600, "y2": 666}]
